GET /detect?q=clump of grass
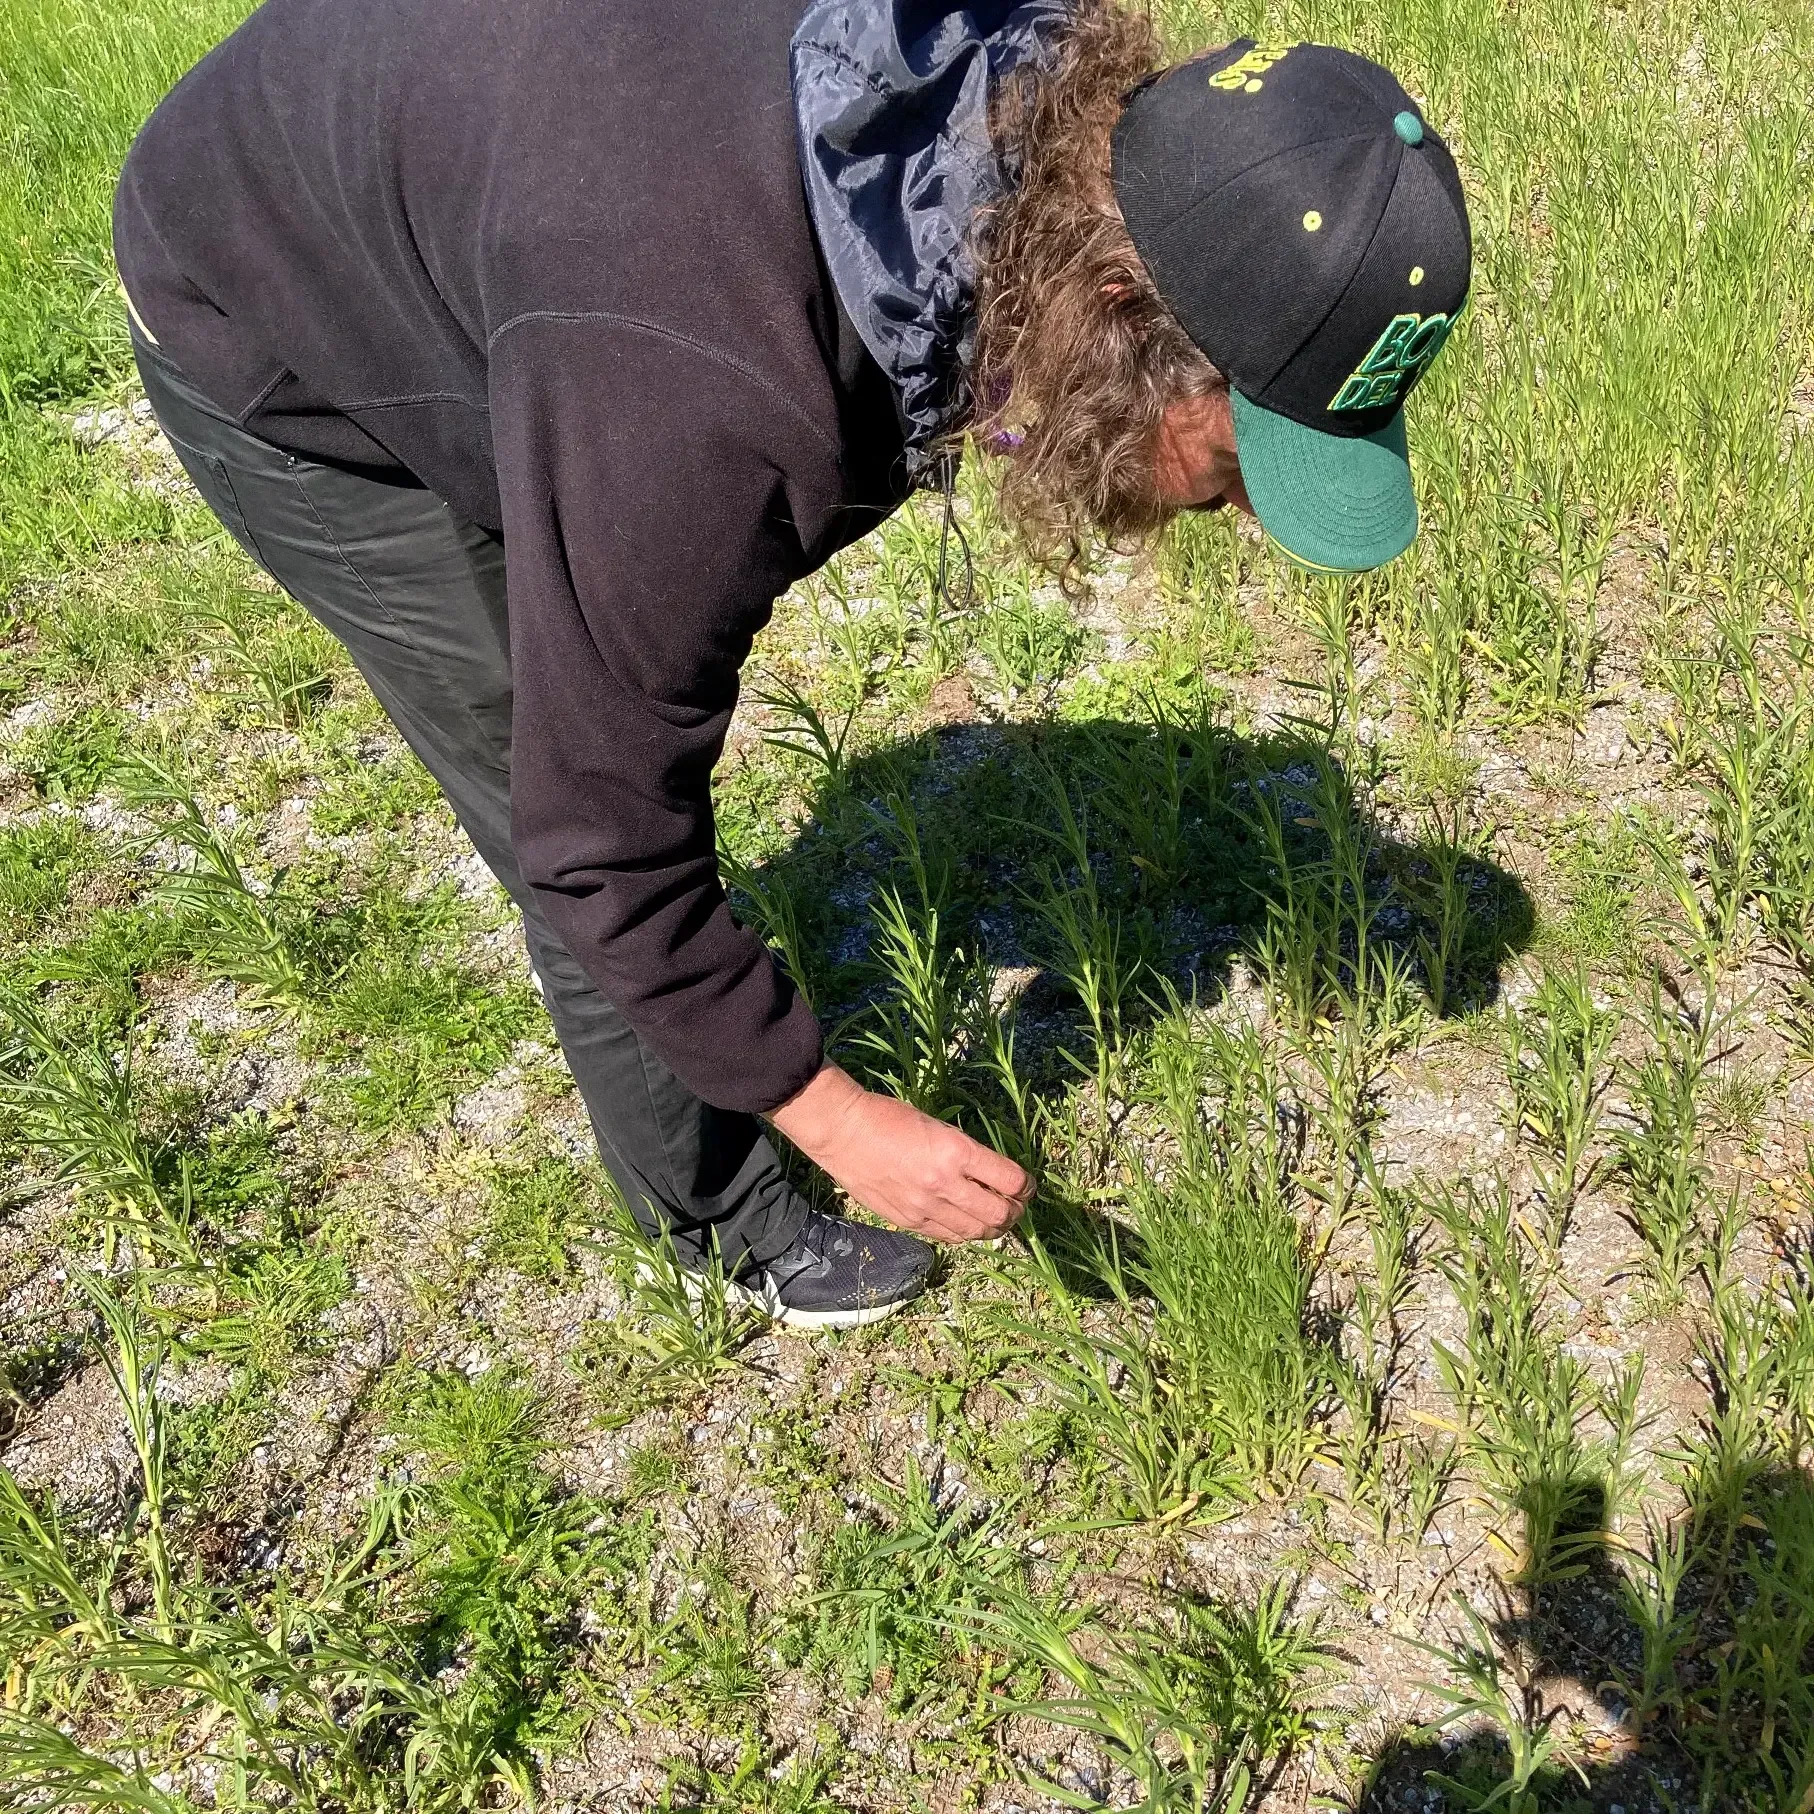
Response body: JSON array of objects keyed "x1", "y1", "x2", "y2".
[
  {"x1": 799, "y1": 1453, "x2": 1022, "y2": 1717},
  {"x1": 982, "y1": 1579, "x2": 1332, "y2": 1813},
  {"x1": 1547, "y1": 814, "x2": 1648, "y2": 967},
  {"x1": 999, "y1": 1007, "x2": 1330, "y2": 1522},
  {"x1": 1503, "y1": 960, "x2": 1618, "y2": 1243},
  {"x1": 1612, "y1": 971, "x2": 1720, "y2": 1312},
  {"x1": 0, "y1": 814, "x2": 95, "y2": 935},
  {"x1": 10, "y1": 705, "x2": 128, "y2": 801},
  {"x1": 0, "y1": 987, "x2": 201, "y2": 1269},
  {"x1": 191, "y1": 592, "x2": 340, "y2": 730},
  {"x1": 117, "y1": 757, "x2": 321, "y2": 1015},
  {"x1": 976, "y1": 568, "x2": 1087, "y2": 704},
  {"x1": 575, "y1": 1194, "x2": 763, "y2": 1420},
  {"x1": 1478, "y1": 496, "x2": 1611, "y2": 726},
  {"x1": 1156, "y1": 507, "x2": 1258, "y2": 674},
  {"x1": 1240, "y1": 746, "x2": 1420, "y2": 1223},
  {"x1": 479, "y1": 1150, "x2": 600, "y2": 1282},
  {"x1": 0, "y1": 1285, "x2": 626, "y2": 1807},
  {"x1": 1429, "y1": 1179, "x2": 1642, "y2": 1585}
]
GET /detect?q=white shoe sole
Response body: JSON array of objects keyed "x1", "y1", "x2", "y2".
[{"x1": 634, "y1": 1259, "x2": 922, "y2": 1330}]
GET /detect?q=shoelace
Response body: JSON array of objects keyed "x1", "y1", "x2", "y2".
[{"x1": 798, "y1": 1212, "x2": 854, "y2": 1268}]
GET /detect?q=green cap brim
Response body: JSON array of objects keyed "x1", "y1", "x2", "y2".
[{"x1": 1230, "y1": 391, "x2": 1417, "y2": 573}]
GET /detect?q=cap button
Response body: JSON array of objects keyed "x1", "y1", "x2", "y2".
[{"x1": 1393, "y1": 110, "x2": 1425, "y2": 146}]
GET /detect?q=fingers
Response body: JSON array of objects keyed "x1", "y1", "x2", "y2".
[
  {"x1": 868, "y1": 1168, "x2": 1021, "y2": 1245},
  {"x1": 929, "y1": 1157, "x2": 1028, "y2": 1239},
  {"x1": 908, "y1": 1205, "x2": 977, "y2": 1245},
  {"x1": 958, "y1": 1139, "x2": 1033, "y2": 1205},
  {"x1": 877, "y1": 1171, "x2": 1011, "y2": 1245},
  {"x1": 943, "y1": 1181, "x2": 1025, "y2": 1239},
  {"x1": 919, "y1": 1127, "x2": 1031, "y2": 1239}
]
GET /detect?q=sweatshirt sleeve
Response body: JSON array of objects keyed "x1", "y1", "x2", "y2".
[{"x1": 487, "y1": 314, "x2": 827, "y2": 1115}]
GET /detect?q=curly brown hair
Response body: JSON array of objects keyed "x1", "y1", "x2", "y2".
[{"x1": 969, "y1": 1, "x2": 1224, "y2": 579}]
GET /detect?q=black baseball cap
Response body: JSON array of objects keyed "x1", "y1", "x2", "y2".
[{"x1": 1111, "y1": 41, "x2": 1471, "y2": 571}]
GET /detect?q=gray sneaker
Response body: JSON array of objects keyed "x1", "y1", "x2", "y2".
[{"x1": 733, "y1": 1208, "x2": 934, "y2": 1329}]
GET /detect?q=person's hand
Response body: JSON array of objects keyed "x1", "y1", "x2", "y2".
[{"x1": 768, "y1": 1063, "x2": 1032, "y2": 1243}]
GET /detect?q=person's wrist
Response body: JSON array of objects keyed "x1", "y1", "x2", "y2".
[{"x1": 767, "y1": 1061, "x2": 864, "y2": 1160}]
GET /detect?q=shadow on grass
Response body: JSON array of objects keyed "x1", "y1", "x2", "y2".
[
  {"x1": 751, "y1": 711, "x2": 1534, "y2": 1047},
  {"x1": 738, "y1": 710, "x2": 1534, "y2": 1260},
  {"x1": 1357, "y1": 1464, "x2": 1814, "y2": 1814}
]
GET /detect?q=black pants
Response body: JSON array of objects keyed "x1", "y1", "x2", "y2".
[{"x1": 132, "y1": 329, "x2": 807, "y2": 1270}]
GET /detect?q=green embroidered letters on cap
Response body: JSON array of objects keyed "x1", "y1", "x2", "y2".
[{"x1": 1328, "y1": 310, "x2": 1455, "y2": 412}]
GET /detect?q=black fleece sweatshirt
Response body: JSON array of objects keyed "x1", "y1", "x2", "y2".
[{"x1": 114, "y1": 0, "x2": 912, "y2": 1115}]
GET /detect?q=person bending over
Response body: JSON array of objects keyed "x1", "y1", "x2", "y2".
[{"x1": 114, "y1": 1, "x2": 1470, "y2": 1326}]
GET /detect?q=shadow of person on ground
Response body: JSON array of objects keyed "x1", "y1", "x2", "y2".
[
  {"x1": 747, "y1": 712, "x2": 1533, "y2": 1039},
  {"x1": 1355, "y1": 1460, "x2": 1814, "y2": 1813},
  {"x1": 738, "y1": 708, "x2": 1534, "y2": 1269}
]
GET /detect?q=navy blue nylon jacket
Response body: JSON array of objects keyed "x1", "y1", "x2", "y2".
[{"x1": 793, "y1": 0, "x2": 1065, "y2": 469}]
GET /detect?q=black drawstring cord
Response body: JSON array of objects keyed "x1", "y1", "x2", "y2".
[{"x1": 934, "y1": 448, "x2": 975, "y2": 617}]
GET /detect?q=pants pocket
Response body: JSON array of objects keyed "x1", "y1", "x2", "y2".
[{"x1": 159, "y1": 434, "x2": 273, "y2": 575}]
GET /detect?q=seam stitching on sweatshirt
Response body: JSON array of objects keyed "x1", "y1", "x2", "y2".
[
  {"x1": 487, "y1": 310, "x2": 839, "y2": 459},
  {"x1": 236, "y1": 366, "x2": 291, "y2": 424},
  {"x1": 339, "y1": 390, "x2": 489, "y2": 412}
]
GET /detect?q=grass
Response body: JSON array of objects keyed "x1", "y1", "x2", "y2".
[{"x1": 1, "y1": 0, "x2": 1812, "y2": 1805}]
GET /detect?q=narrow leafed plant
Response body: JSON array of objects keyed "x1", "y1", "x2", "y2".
[
  {"x1": 1025, "y1": 765, "x2": 1148, "y2": 1155},
  {"x1": 1503, "y1": 961, "x2": 1619, "y2": 1245},
  {"x1": 854, "y1": 875, "x2": 990, "y2": 1122},
  {"x1": 976, "y1": 569, "x2": 1085, "y2": 703},
  {"x1": 979, "y1": 1580, "x2": 1331, "y2": 1814},
  {"x1": 1240, "y1": 749, "x2": 1416, "y2": 1224},
  {"x1": 719, "y1": 845, "x2": 818, "y2": 1014},
  {"x1": 114, "y1": 757, "x2": 319, "y2": 1015},
  {"x1": 0, "y1": 989, "x2": 202, "y2": 1270},
  {"x1": 852, "y1": 791, "x2": 992, "y2": 1122},
  {"x1": 751, "y1": 670, "x2": 859, "y2": 784},
  {"x1": 579, "y1": 1192, "x2": 763, "y2": 1418},
  {"x1": 804, "y1": 1453, "x2": 1023, "y2": 1717},
  {"x1": 1429, "y1": 1179, "x2": 1642, "y2": 1585},
  {"x1": 1400, "y1": 795, "x2": 1493, "y2": 1021},
  {"x1": 998, "y1": 1224, "x2": 1230, "y2": 1524},
  {"x1": 192, "y1": 602, "x2": 336, "y2": 729},
  {"x1": 1334, "y1": 1167, "x2": 1428, "y2": 1532},
  {"x1": 1411, "y1": 1598, "x2": 1587, "y2": 1814},
  {"x1": 1000, "y1": 1022, "x2": 1328, "y2": 1520},
  {"x1": 1613, "y1": 971, "x2": 1720, "y2": 1311}
]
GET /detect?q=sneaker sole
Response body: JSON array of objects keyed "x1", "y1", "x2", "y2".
[{"x1": 634, "y1": 1259, "x2": 923, "y2": 1331}]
